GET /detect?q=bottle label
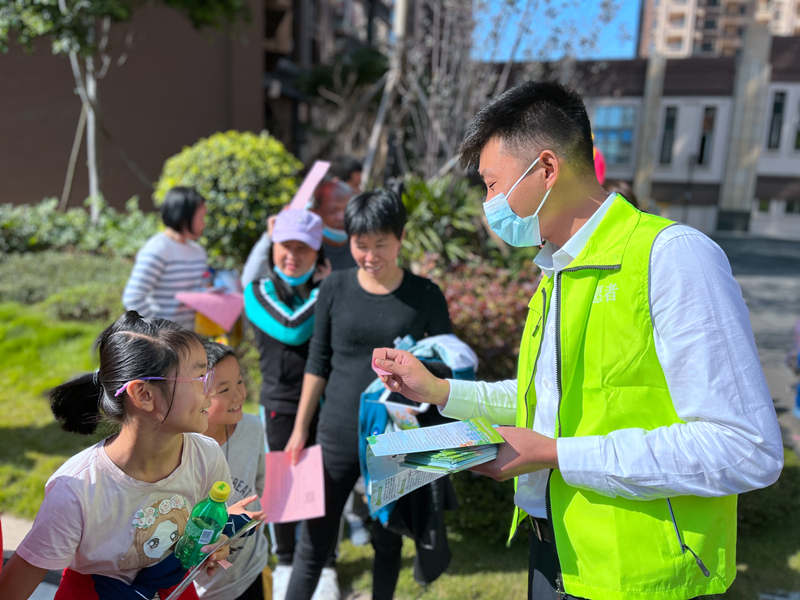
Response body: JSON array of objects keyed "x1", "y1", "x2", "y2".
[{"x1": 198, "y1": 529, "x2": 215, "y2": 545}]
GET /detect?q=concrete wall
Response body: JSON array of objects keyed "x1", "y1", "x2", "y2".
[{"x1": 0, "y1": 1, "x2": 264, "y2": 210}]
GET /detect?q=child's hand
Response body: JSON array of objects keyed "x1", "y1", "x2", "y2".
[
  {"x1": 228, "y1": 494, "x2": 266, "y2": 522},
  {"x1": 202, "y1": 536, "x2": 230, "y2": 577}
]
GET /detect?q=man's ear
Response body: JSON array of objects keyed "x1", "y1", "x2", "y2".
[
  {"x1": 126, "y1": 381, "x2": 157, "y2": 413},
  {"x1": 540, "y1": 150, "x2": 560, "y2": 187}
]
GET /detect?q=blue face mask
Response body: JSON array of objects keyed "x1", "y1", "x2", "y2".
[
  {"x1": 482, "y1": 157, "x2": 554, "y2": 247},
  {"x1": 323, "y1": 226, "x2": 349, "y2": 244},
  {"x1": 275, "y1": 264, "x2": 316, "y2": 287}
]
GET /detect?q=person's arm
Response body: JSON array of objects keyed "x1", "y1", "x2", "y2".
[
  {"x1": 0, "y1": 553, "x2": 49, "y2": 600},
  {"x1": 424, "y1": 281, "x2": 453, "y2": 337},
  {"x1": 285, "y1": 374, "x2": 327, "y2": 464},
  {"x1": 557, "y1": 228, "x2": 784, "y2": 499},
  {"x1": 285, "y1": 278, "x2": 334, "y2": 463},
  {"x1": 374, "y1": 349, "x2": 517, "y2": 424},
  {"x1": 122, "y1": 248, "x2": 165, "y2": 319},
  {"x1": 241, "y1": 232, "x2": 272, "y2": 289}
]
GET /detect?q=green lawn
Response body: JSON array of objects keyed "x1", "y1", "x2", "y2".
[{"x1": 1, "y1": 251, "x2": 799, "y2": 598}]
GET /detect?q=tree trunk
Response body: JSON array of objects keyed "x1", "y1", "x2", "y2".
[{"x1": 85, "y1": 56, "x2": 101, "y2": 223}]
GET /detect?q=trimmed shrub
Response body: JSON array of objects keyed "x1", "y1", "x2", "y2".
[
  {"x1": 0, "y1": 198, "x2": 159, "y2": 258},
  {"x1": 42, "y1": 284, "x2": 125, "y2": 323},
  {"x1": 154, "y1": 130, "x2": 302, "y2": 268},
  {"x1": 0, "y1": 251, "x2": 130, "y2": 307}
]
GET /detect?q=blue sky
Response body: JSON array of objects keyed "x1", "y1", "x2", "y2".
[{"x1": 474, "y1": 0, "x2": 641, "y2": 62}]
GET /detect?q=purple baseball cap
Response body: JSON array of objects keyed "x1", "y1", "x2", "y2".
[{"x1": 272, "y1": 209, "x2": 324, "y2": 251}]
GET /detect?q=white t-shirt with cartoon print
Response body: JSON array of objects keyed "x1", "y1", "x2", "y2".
[{"x1": 16, "y1": 433, "x2": 231, "y2": 585}]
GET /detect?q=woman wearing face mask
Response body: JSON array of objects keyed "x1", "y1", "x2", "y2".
[
  {"x1": 123, "y1": 187, "x2": 209, "y2": 330},
  {"x1": 283, "y1": 189, "x2": 453, "y2": 600},
  {"x1": 242, "y1": 209, "x2": 332, "y2": 599}
]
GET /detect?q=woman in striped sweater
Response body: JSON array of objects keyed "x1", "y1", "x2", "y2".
[{"x1": 122, "y1": 187, "x2": 209, "y2": 330}]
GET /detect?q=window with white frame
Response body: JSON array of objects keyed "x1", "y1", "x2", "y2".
[
  {"x1": 697, "y1": 106, "x2": 716, "y2": 165},
  {"x1": 593, "y1": 106, "x2": 636, "y2": 165},
  {"x1": 767, "y1": 91, "x2": 785, "y2": 149},
  {"x1": 660, "y1": 106, "x2": 678, "y2": 164}
]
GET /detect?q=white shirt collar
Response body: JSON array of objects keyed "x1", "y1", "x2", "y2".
[{"x1": 534, "y1": 193, "x2": 616, "y2": 277}]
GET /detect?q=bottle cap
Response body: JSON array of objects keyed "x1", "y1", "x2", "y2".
[{"x1": 208, "y1": 481, "x2": 231, "y2": 503}]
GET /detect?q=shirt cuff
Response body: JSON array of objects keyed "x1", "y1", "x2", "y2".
[
  {"x1": 557, "y1": 436, "x2": 614, "y2": 498},
  {"x1": 439, "y1": 379, "x2": 476, "y2": 421}
]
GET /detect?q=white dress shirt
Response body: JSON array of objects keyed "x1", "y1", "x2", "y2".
[{"x1": 442, "y1": 195, "x2": 784, "y2": 518}]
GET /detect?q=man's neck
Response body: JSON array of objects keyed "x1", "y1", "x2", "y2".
[{"x1": 541, "y1": 180, "x2": 609, "y2": 248}]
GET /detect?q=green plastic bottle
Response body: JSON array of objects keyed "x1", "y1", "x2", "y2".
[{"x1": 175, "y1": 481, "x2": 231, "y2": 569}]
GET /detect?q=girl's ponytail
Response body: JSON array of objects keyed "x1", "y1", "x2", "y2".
[{"x1": 50, "y1": 373, "x2": 104, "y2": 435}]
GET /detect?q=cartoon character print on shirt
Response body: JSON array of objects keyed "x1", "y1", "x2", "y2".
[{"x1": 118, "y1": 495, "x2": 189, "y2": 571}]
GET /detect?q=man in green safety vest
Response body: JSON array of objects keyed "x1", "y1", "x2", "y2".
[{"x1": 372, "y1": 81, "x2": 783, "y2": 600}]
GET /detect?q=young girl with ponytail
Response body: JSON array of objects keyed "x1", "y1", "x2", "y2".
[{"x1": 0, "y1": 312, "x2": 234, "y2": 600}]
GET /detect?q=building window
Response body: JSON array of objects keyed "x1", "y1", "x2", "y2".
[
  {"x1": 660, "y1": 106, "x2": 678, "y2": 164},
  {"x1": 707, "y1": 0, "x2": 719, "y2": 5},
  {"x1": 594, "y1": 106, "x2": 636, "y2": 165},
  {"x1": 767, "y1": 91, "x2": 786, "y2": 149},
  {"x1": 795, "y1": 101, "x2": 800, "y2": 150},
  {"x1": 737, "y1": 27, "x2": 744, "y2": 36},
  {"x1": 697, "y1": 107, "x2": 717, "y2": 165},
  {"x1": 702, "y1": 41, "x2": 714, "y2": 52},
  {"x1": 757, "y1": 199, "x2": 770, "y2": 212},
  {"x1": 704, "y1": 19, "x2": 717, "y2": 29},
  {"x1": 740, "y1": 4, "x2": 747, "y2": 14},
  {"x1": 787, "y1": 201, "x2": 800, "y2": 214}
]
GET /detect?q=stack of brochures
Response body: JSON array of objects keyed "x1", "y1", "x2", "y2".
[
  {"x1": 366, "y1": 417, "x2": 504, "y2": 511},
  {"x1": 400, "y1": 444, "x2": 498, "y2": 473}
]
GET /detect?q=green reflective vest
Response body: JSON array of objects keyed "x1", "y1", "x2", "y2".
[{"x1": 510, "y1": 195, "x2": 736, "y2": 600}]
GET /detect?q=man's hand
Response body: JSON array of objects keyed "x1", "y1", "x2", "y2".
[
  {"x1": 372, "y1": 348, "x2": 450, "y2": 406},
  {"x1": 470, "y1": 427, "x2": 559, "y2": 481},
  {"x1": 202, "y1": 535, "x2": 229, "y2": 576}
]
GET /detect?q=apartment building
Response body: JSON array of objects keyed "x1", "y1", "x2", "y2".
[
  {"x1": 638, "y1": 0, "x2": 800, "y2": 57},
  {"x1": 520, "y1": 26, "x2": 800, "y2": 237}
]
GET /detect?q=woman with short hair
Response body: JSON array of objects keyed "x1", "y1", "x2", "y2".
[
  {"x1": 122, "y1": 187, "x2": 208, "y2": 329},
  {"x1": 284, "y1": 189, "x2": 453, "y2": 600}
]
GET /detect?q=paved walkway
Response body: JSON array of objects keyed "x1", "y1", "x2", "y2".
[{"x1": 713, "y1": 234, "x2": 800, "y2": 453}]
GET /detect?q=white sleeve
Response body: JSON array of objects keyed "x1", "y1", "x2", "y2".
[
  {"x1": 440, "y1": 378, "x2": 518, "y2": 425},
  {"x1": 15, "y1": 481, "x2": 83, "y2": 571},
  {"x1": 558, "y1": 227, "x2": 784, "y2": 499}
]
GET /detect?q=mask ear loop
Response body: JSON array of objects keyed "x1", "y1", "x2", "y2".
[{"x1": 506, "y1": 157, "x2": 540, "y2": 199}]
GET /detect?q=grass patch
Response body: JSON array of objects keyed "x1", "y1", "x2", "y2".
[{"x1": 0, "y1": 302, "x2": 106, "y2": 519}]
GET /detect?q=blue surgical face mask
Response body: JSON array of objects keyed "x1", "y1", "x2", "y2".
[
  {"x1": 275, "y1": 263, "x2": 316, "y2": 287},
  {"x1": 482, "y1": 157, "x2": 555, "y2": 247},
  {"x1": 323, "y1": 226, "x2": 349, "y2": 244}
]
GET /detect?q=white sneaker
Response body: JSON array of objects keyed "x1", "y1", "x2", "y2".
[
  {"x1": 311, "y1": 567, "x2": 341, "y2": 600},
  {"x1": 272, "y1": 565, "x2": 293, "y2": 600}
]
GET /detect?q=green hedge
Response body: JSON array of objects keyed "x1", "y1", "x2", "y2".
[
  {"x1": 154, "y1": 130, "x2": 302, "y2": 268},
  {"x1": 0, "y1": 198, "x2": 159, "y2": 258}
]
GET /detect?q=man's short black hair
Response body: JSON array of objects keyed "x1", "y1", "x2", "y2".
[
  {"x1": 160, "y1": 187, "x2": 205, "y2": 234},
  {"x1": 459, "y1": 81, "x2": 595, "y2": 177},
  {"x1": 330, "y1": 155, "x2": 363, "y2": 183},
  {"x1": 344, "y1": 189, "x2": 406, "y2": 240}
]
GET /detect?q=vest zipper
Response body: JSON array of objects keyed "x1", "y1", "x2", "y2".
[
  {"x1": 546, "y1": 263, "x2": 620, "y2": 589},
  {"x1": 523, "y1": 288, "x2": 548, "y2": 429},
  {"x1": 666, "y1": 498, "x2": 710, "y2": 577}
]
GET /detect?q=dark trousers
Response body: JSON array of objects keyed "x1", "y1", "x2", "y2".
[
  {"x1": 286, "y1": 422, "x2": 404, "y2": 600},
  {"x1": 528, "y1": 519, "x2": 718, "y2": 600},
  {"x1": 235, "y1": 573, "x2": 265, "y2": 600},
  {"x1": 265, "y1": 411, "x2": 333, "y2": 568}
]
